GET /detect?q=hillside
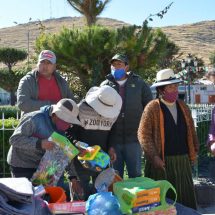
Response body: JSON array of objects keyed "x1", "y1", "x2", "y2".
[
  {"x1": 0, "y1": 17, "x2": 214, "y2": 65},
  {"x1": 161, "y1": 20, "x2": 215, "y2": 65}
]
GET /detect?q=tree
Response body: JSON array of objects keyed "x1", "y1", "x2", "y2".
[
  {"x1": 112, "y1": 24, "x2": 180, "y2": 83},
  {"x1": 35, "y1": 25, "x2": 116, "y2": 93},
  {"x1": 67, "y1": 0, "x2": 111, "y2": 26},
  {"x1": 35, "y1": 24, "x2": 179, "y2": 96},
  {"x1": 0, "y1": 48, "x2": 27, "y2": 105}
]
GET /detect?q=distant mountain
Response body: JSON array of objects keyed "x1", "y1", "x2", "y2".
[
  {"x1": 0, "y1": 17, "x2": 214, "y2": 65},
  {"x1": 161, "y1": 20, "x2": 215, "y2": 65}
]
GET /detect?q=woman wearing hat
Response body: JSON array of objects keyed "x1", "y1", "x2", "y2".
[{"x1": 138, "y1": 68, "x2": 199, "y2": 209}]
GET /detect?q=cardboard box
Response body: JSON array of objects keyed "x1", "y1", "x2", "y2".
[{"x1": 48, "y1": 201, "x2": 86, "y2": 214}]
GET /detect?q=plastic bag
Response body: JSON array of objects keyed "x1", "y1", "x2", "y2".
[
  {"x1": 86, "y1": 192, "x2": 122, "y2": 215},
  {"x1": 113, "y1": 177, "x2": 177, "y2": 214},
  {"x1": 31, "y1": 132, "x2": 79, "y2": 186}
]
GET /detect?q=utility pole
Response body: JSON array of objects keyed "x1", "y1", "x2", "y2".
[{"x1": 27, "y1": 17, "x2": 32, "y2": 68}]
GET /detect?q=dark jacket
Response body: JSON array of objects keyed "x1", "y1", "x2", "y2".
[
  {"x1": 101, "y1": 71, "x2": 152, "y2": 146},
  {"x1": 17, "y1": 69, "x2": 74, "y2": 114},
  {"x1": 67, "y1": 100, "x2": 117, "y2": 151},
  {"x1": 7, "y1": 106, "x2": 58, "y2": 168}
]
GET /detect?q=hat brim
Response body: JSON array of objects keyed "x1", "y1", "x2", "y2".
[
  {"x1": 52, "y1": 106, "x2": 81, "y2": 125},
  {"x1": 109, "y1": 58, "x2": 128, "y2": 64},
  {"x1": 85, "y1": 87, "x2": 122, "y2": 118},
  {"x1": 39, "y1": 57, "x2": 55, "y2": 64},
  {"x1": 151, "y1": 79, "x2": 182, "y2": 88}
]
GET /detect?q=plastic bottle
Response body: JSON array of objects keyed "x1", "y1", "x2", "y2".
[{"x1": 74, "y1": 140, "x2": 89, "y2": 150}]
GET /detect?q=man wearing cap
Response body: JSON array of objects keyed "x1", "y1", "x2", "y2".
[
  {"x1": 17, "y1": 50, "x2": 74, "y2": 114},
  {"x1": 7, "y1": 98, "x2": 80, "y2": 183},
  {"x1": 100, "y1": 53, "x2": 152, "y2": 178},
  {"x1": 66, "y1": 85, "x2": 122, "y2": 200}
]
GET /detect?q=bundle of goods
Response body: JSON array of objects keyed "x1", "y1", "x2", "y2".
[
  {"x1": 0, "y1": 178, "x2": 52, "y2": 215},
  {"x1": 113, "y1": 177, "x2": 177, "y2": 214},
  {"x1": 31, "y1": 132, "x2": 79, "y2": 186},
  {"x1": 35, "y1": 185, "x2": 86, "y2": 215}
]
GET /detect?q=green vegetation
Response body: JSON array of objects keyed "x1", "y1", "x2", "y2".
[
  {"x1": 35, "y1": 23, "x2": 179, "y2": 97},
  {"x1": 0, "y1": 118, "x2": 20, "y2": 177},
  {"x1": 0, "y1": 47, "x2": 28, "y2": 105},
  {"x1": 67, "y1": 0, "x2": 111, "y2": 26}
]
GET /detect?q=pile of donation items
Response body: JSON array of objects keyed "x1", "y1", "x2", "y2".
[
  {"x1": 0, "y1": 132, "x2": 202, "y2": 214},
  {"x1": 31, "y1": 132, "x2": 88, "y2": 214},
  {"x1": 90, "y1": 171, "x2": 177, "y2": 215}
]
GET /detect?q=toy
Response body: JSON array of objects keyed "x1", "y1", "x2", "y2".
[
  {"x1": 75, "y1": 141, "x2": 110, "y2": 172},
  {"x1": 31, "y1": 132, "x2": 79, "y2": 186}
]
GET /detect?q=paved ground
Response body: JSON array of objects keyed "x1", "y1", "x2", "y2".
[{"x1": 194, "y1": 174, "x2": 215, "y2": 215}]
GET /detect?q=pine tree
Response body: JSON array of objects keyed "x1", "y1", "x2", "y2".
[{"x1": 67, "y1": 0, "x2": 111, "y2": 26}]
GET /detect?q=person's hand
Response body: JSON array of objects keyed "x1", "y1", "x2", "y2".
[
  {"x1": 153, "y1": 155, "x2": 165, "y2": 170},
  {"x1": 41, "y1": 139, "x2": 55, "y2": 150},
  {"x1": 71, "y1": 179, "x2": 84, "y2": 199},
  {"x1": 108, "y1": 147, "x2": 117, "y2": 163}
]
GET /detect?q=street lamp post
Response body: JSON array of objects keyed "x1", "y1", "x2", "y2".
[{"x1": 181, "y1": 54, "x2": 198, "y2": 104}]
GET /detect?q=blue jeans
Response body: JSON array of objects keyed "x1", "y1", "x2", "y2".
[{"x1": 113, "y1": 142, "x2": 142, "y2": 178}]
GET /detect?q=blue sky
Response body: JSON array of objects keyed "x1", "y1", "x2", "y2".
[{"x1": 0, "y1": 0, "x2": 214, "y2": 29}]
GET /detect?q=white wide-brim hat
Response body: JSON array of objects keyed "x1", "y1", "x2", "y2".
[
  {"x1": 52, "y1": 98, "x2": 81, "y2": 125},
  {"x1": 151, "y1": 68, "x2": 182, "y2": 88},
  {"x1": 85, "y1": 85, "x2": 122, "y2": 118}
]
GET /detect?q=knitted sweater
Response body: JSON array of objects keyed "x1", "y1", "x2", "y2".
[{"x1": 137, "y1": 99, "x2": 199, "y2": 164}]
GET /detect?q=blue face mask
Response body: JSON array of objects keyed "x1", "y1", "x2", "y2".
[{"x1": 111, "y1": 68, "x2": 126, "y2": 80}]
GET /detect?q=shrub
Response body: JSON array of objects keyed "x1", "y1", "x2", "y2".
[
  {"x1": 0, "y1": 105, "x2": 21, "y2": 119},
  {"x1": 0, "y1": 118, "x2": 19, "y2": 177}
]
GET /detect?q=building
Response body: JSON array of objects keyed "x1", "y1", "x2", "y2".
[
  {"x1": 151, "y1": 84, "x2": 215, "y2": 104},
  {"x1": 0, "y1": 88, "x2": 10, "y2": 105}
]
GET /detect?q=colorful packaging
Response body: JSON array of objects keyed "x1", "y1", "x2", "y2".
[
  {"x1": 48, "y1": 201, "x2": 86, "y2": 214},
  {"x1": 50, "y1": 132, "x2": 79, "y2": 160},
  {"x1": 78, "y1": 145, "x2": 110, "y2": 172},
  {"x1": 31, "y1": 132, "x2": 79, "y2": 186},
  {"x1": 133, "y1": 194, "x2": 160, "y2": 207},
  {"x1": 131, "y1": 202, "x2": 161, "y2": 214},
  {"x1": 138, "y1": 205, "x2": 177, "y2": 215},
  {"x1": 113, "y1": 177, "x2": 177, "y2": 214}
]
